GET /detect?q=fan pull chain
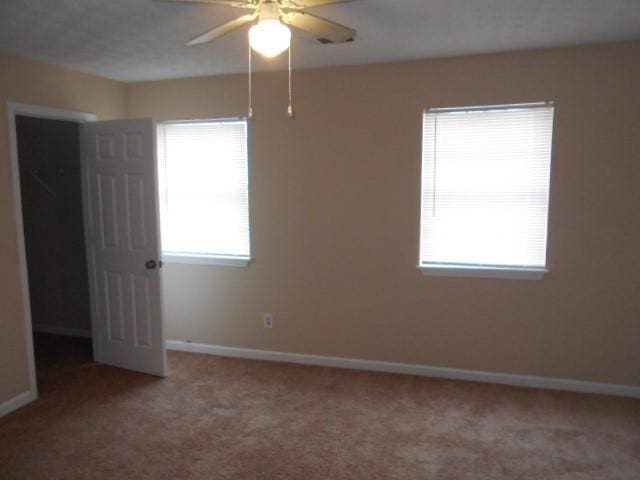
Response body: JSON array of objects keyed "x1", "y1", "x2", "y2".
[
  {"x1": 287, "y1": 38, "x2": 294, "y2": 118},
  {"x1": 248, "y1": 41, "x2": 254, "y2": 119}
]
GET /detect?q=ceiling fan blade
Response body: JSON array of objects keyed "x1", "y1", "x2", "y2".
[
  {"x1": 186, "y1": 13, "x2": 257, "y2": 45},
  {"x1": 286, "y1": 0, "x2": 359, "y2": 8},
  {"x1": 282, "y1": 11, "x2": 356, "y2": 43},
  {"x1": 156, "y1": 0, "x2": 256, "y2": 9}
]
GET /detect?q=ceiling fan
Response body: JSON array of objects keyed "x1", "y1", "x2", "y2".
[
  {"x1": 159, "y1": 0, "x2": 358, "y2": 58},
  {"x1": 159, "y1": 0, "x2": 359, "y2": 118}
]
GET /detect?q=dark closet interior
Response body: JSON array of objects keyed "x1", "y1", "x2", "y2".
[{"x1": 16, "y1": 115, "x2": 92, "y2": 372}]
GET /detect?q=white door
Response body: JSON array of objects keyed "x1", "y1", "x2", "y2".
[{"x1": 83, "y1": 118, "x2": 166, "y2": 377}]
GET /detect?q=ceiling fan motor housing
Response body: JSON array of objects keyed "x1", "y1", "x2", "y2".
[{"x1": 259, "y1": 1, "x2": 281, "y2": 21}]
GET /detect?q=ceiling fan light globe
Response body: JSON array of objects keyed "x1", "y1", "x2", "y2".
[{"x1": 249, "y1": 19, "x2": 291, "y2": 58}]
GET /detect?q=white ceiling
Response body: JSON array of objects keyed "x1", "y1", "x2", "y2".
[{"x1": 1, "y1": 0, "x2": 639, "y2": 83}]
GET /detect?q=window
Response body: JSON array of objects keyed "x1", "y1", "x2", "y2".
[
  {"x1": 419, "y1": 103, "x2": 554, "y2": 279},
  {"x1": 158, "y1": 119, "x2": 250, "y2": 266}
]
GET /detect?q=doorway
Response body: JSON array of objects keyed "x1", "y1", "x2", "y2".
[
  {"x1": 8, "y1": 103, "x2": 167, "y2": 406},
  {"x1": 14, "y1": 113, "x2": 95, "y2": 391},
  {"x1": 7, "y1": 103, "x2": 98, "y2": 400}
]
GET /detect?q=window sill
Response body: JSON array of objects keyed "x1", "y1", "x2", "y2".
[
  {"x1": 419, "y1": 264, "x2": 547, "y2": 280},
  {"x1": 162, "y1": 253, "x2": 252, "y2": 268}
]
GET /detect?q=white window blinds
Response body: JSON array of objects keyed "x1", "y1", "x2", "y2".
[
  {"x1": 158, "y1": 120, "x2": 250, "y2": 259},
  {"x1": 420, "y1": 103, "x2": 554, "y2": 271}
]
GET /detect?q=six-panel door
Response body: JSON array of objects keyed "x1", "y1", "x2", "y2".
[{"x1": 84, "y1": 119, "x2": 166, "y2": 377}]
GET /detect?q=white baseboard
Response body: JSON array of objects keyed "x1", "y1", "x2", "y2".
[
  {"x1": 0, "y1": 390, "x2": 37, "y2": 418},
  {"x1": 33, "y1": 324, "x2": 91, "y2": 339},
  {"x1": 166, "y1": 340, "x2": 640, "y2": 399}
]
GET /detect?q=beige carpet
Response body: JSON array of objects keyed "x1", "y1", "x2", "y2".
[{"x1": 1, "y1": 341, "x2": 639, "y2": 479}]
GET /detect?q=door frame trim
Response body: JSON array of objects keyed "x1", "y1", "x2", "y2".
[{"x1": 6, "y1": 102, "x2": 97, "y2": 405}]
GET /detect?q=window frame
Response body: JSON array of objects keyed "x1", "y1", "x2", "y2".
[
  {"x1": 157, "y1": 117, "x2": 253, "y2": 268},
  {"x1": 417, "y1": 102, "x2": 555, "y2": 280}
]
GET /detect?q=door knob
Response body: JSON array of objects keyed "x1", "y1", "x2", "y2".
[{"x1": 145, "y1": 260, "x2": 157, "y2": 270}]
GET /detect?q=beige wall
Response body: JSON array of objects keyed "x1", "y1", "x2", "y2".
[
  {"x1": 1, "y1": 41, "x2": 638, "y2": 408},
  {"x1": 128, "y1": 41, "x2": 640, "y2": 387},
  {"x1": 0, "y1": 52, "x2": 127, "y2": 404}
]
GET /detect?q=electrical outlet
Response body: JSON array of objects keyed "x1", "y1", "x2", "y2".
[{"x1": 263, "y1": 313, "x2": 273, "y2": 329}]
